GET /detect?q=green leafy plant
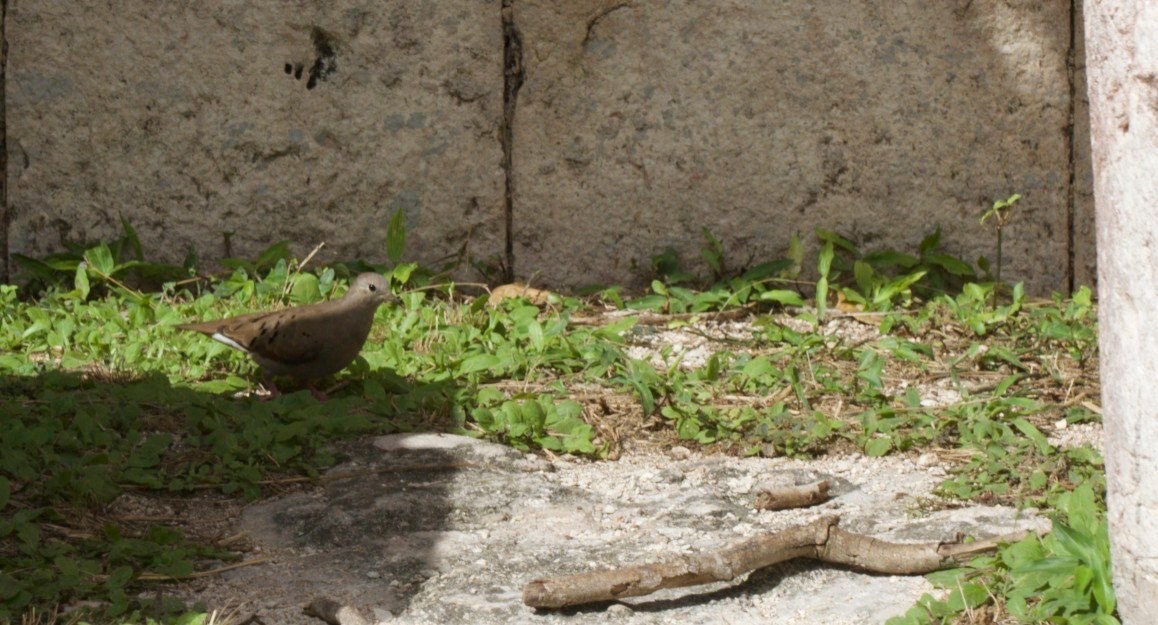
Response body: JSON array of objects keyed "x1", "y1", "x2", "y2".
[
  {"x1": 471, "y1": 396, "x2": 596, "y2": 454},
  {"x1": 888, "y1": 483, "x2": 1117, "y2": 625},
  {"x1": 12, "y1": 220, "x2": 189, "y2": 297}
]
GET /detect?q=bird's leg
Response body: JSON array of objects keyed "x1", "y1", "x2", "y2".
[
  {"x1": 304, "y1": 380, "x2": 351, "y2": 402},
  {"x1": 306, "y1": 382, "x2": 328, "y2": 402},
  {"x1": 259, "y1": 372, "x2": 283, "y2": 402}
]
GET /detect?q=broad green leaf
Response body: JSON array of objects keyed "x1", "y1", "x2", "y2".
[
  {"x1": 758, "y1": 289, "x2": 805, "y2": 306},
  {"x1": 386, "y1": 208, "x2": 407, "y2": 265},
  {"x1": 853, "y1": 260, "x2": 875, "y2": 295},
  {"x1": 459, "y1": 353, "x2": 501, "y2": 376},
  {"x1": 84, "y1": 243, "x2": 116, "y2": 275},
  {"x1": 1012, "y1": 417, "x2": 1053, "y2": 455},
  {"x1": 254, "y1": 240, "x2": 291, "y2": 271},
  {"x1": 945, "y1": 582, "x2": 988, "y2": 611},
  {"x1": 785, "y1": 232, "x2": 804, "y2": 278},
  {"x1": 815, "y1": 228, "x2": 858, "y2": 254},
  {"x1": 527, "y1": 319, "x2": 545, "y2": 352},
  {"x1": 816, "y1": 276, "x2": 829, "y2": 321},
  {"x1": 865, "y1": 437, "x2": 891, "y2": 457},
  {"x1": 817, "y1": 241, "x2": 835, "y2": 277},
  {"x1": 75, "y1": 262, "x2": 91, "y2": 300},
  {"x1": 392, "y1": 263, "x2": 416, "y2": 286},
  {"x1": 289, "y1": 273, "x2": 321, "y2": 305},
  {"x1": 741, "y1": 357, "x2": 776, "y2": 379}
]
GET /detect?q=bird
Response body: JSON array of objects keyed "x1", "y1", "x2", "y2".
[{"x1": 177, "y1": 272, "x2": 392, "y2": 400}]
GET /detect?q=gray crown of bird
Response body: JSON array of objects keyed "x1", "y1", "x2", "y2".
[{"x1": 177, "y1": 272, "x2": 392, "y2": 399}]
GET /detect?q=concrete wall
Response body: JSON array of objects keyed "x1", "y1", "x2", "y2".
[
  {"x1": 3, "y1": 2, "x2": 506, "y2": 277},
  {"x1": 2, "y1": 1, "x2": 1093, "y2": 294}
]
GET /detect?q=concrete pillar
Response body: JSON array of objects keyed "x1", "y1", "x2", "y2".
[{"x1": 1085, "y1": 1, "x2": 1158, "y2": 619}]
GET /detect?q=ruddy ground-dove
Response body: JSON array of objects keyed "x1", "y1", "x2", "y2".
[{"x1": 177, "y1": 272, "x2": 392, "y2": 399}]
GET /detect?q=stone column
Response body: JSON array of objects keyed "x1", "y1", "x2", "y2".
[{"x1": 1085, "y1": 1, "x2": 1158, "y2": 619}]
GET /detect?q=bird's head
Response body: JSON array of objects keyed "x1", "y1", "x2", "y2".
[{"x1": 346, "y1": 273, "x2": 394, "y2": 306}]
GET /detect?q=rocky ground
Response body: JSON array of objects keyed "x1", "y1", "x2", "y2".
[{"x1": 174, "y1": 432, "x2": 1056, "y2": 625}]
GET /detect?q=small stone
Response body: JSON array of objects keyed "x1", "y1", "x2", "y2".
[
  {"x1": 669, "y1": 446, "x2": 692, "y2": 460},
  {"x1": 366, "y1": 570, "x2": 381, "y2": 579},
  {"x1": 658, "y1": 468, "x2": 686, "y2": 483},
  {"x1": 606, "y1": 603, "x2": 634, "y2": 617}
]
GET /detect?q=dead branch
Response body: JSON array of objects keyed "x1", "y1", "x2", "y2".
[
  {"x1": 522, "y1": 515, "x2": 1034, "y2": 609},
  {"x1": 754, "y1": 480, "x2": 831, "y2": 511}
]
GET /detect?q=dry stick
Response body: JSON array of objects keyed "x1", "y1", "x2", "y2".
[
  {"x1": 754, "y1": 479, "x2": 831, "y2": 511},
  {"x1": 522, "y1": 515, "x2": 1035, "y2": 609},
  {"x1": 135, "y1": 557, "x2": 272, "y2": 582},
  {"x1": 281, "y1": 242, "x2": 326, "y2": 301}
]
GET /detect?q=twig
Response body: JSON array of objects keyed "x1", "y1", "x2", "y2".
[
  {"x1": 298, "y1": 242, "x2": 326, "y2": 273},
  {"x1": 136, "y1": 556, "x2": 271, "y2": 581},
  {"x1": 1080, "y1": 399, "x2": 1103, "y2": 415},
  {"x1": 282, "y1": 242, "x2": 326, "y2": 300}
]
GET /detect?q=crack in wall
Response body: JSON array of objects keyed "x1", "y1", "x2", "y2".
[
  {"x1": 0, "y1": 0, "x2": 8, "y2": 282},
  {"x1": 583, "y1": 2, "x2": 631, "y2": 48},
  {"x1": 1065, "y1": 0, "x2": 1078, "y2": 295},
  {"x1": 501, "y1": 0, "x2": 524, "y2": 283}
]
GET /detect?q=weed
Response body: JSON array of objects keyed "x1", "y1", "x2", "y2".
[
  {"x1": 888, "y1": 483, "x2": 1117, "y2": 625},
  {"x1": 980, "y1": 193, "x2": 1022, "y2": 309}
]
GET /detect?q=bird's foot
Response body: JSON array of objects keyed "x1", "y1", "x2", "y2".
[
  {"x1": 306, "y1": 384, "x2": 328, "y2": 402},
  {"x1": 257, "y1": 380, "x2": 283, "y2": 402}
]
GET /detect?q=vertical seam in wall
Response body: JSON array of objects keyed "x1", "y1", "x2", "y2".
[
  {"x1": 500, "y1": 0, "x2": 524, "y2": 283},
  {"x1": 1065, "y1": 0, "x2": 1078, "y2": 295},
  {"x1": 0, "y1": 0, "x2": 8, "y2": 282}
]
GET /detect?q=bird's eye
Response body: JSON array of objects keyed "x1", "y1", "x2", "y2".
[{"x1": 369, "y1": 284, "x2": 378, "y2": 292}]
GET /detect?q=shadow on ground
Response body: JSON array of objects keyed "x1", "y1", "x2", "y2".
[{"x1": 0, "y1": 368, "x2": 460, "y2": 622}]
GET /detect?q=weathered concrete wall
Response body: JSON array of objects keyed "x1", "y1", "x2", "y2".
[
  {"x1": 1086, "y1": 1, "x2": 1158, "y2": 620},
  {"x1": 4, "y1": 2, "x2": 506, "y2": 277},
  {"x1": 3, "y1": 1, "x2": 1093, "y2": 294},
  {"x1": 511, "y1": 0, "x2": 1083, "y2": 294}
]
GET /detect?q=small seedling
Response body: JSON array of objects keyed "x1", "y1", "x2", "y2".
[{"x1": 980, "y1": 193, "x2": 1022, "y2": 309}]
